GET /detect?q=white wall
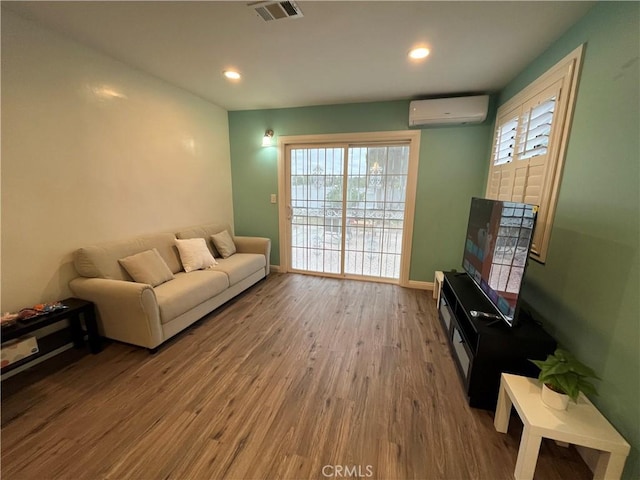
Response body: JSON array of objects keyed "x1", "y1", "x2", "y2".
[{"x1": 1, "y1": 11, "x2": 234, "y2": 312}]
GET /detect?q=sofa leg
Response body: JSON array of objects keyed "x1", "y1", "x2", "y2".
[{"x1": 148, "y1": 347, "x2": 159, "y2": 354}]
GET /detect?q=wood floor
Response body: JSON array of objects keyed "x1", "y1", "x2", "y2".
[{"x1": 1, "y1": 273, "x2": 592, "y2": 480}]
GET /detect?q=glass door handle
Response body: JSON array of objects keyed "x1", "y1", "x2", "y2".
[{"x1": 287, "y1": 205, "x2": 292, "y2": 220}]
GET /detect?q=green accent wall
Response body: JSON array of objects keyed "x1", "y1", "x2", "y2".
[
  {"x1": 500, "y1": 3, "x2": 639, "y2": 478},
  {"x1": 228, "y1": 100, "x2": 493, "y2": 281}
]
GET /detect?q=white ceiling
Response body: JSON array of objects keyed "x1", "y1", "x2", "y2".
[{"x1": 2, "y1": 1, "x2": 594, "y2": 111}]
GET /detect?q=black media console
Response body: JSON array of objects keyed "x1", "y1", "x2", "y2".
[{"x1": 438, "y1": 271, "x2": 556, "y2": 410}]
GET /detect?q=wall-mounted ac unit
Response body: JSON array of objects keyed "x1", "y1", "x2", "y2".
[{"x1": 409, "y1": 95, "x2": 489, "y2": 127}]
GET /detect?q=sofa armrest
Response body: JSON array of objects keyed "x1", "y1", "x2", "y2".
[
  {"x1": 69, "y1": 277, "x2": 163, "y2": 348},
  {"x1": 234, "y1": 236, "x2": 271, "y2": 275}
]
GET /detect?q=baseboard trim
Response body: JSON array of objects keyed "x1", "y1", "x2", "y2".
[
  {"x1": 269, "y1": 270, "x2": 434, "y2": 291},
  {"x1": 406, "y1": 280, "x2": 434, "y2": 291}
]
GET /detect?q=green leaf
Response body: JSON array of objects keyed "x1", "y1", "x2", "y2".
[
  {"x1": 530, "y1": 359, "x2": 546, "y2": 371},
  {"x1": 569, "y1": 362, "x2": 599, "y2": 379},
  {"x1": 545, "y1": 378, "x2": 564, "y2": 394},
  {"x1": 538, "y1": 372, "x2": 554, "y2": 383},
  {"x1": 537, "y1": 356, "x2": 558, "y2": 368},
  {"x1": 556, "y1": 373, "x2": 580, "y2": 402},
  {"x1": 577, "y1": 379, "x2": 598, "y2": 397},
  {"x1": 544, "y1": 362, "x2": 571, "y2": 376}
]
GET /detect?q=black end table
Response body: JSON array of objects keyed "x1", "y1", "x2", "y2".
[{"x1": 1, "y1": 298, "x2": 101, "y2": 375}]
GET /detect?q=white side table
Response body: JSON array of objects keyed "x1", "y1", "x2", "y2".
[
  {"x1": 494, "y1": 373, "x2": 630, "y2": 480},
  {"x1": 433, "y1": 270, "x2": 444, "y2": 306}
]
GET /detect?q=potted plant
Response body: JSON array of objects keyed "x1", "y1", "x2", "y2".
[{"x1": 530, "y1": 348, "x2": 599, "y2": 410}]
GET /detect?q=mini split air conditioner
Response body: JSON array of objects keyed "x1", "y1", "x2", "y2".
[{"x1": 409, "y1": 95, "x2": 489, "y2": 127}]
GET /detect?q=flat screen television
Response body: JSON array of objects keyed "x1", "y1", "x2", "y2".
[{"x1": 462, "y1": 197, "x2": 538, "y2": 327}]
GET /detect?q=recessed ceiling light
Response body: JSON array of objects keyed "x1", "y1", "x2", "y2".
[
  {"x1": 223, "y1": 70, "x2": 241, "y2": 80},
  {"x1": 409, "y1": 47, "x2": 430, "y2": 60}
]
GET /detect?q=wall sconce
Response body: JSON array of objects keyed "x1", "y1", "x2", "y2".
[{"x1": 262, "y1": 129, "x2": 274, "y2": 147}]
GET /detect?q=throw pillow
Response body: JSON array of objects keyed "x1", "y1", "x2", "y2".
[
  {"x1": 175, "y1": 238, "x2": 217, "y2": 272},
  {"x1": 211, "y1": 230, "x2": 237, "y2": 259},
  {"x1": 119, "y1": 248, "x2": 175, "y2": 287}
]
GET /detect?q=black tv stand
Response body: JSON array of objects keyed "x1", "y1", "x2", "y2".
[{"x1": 438, "y1": 272, "x2": 556, "y2": 410}]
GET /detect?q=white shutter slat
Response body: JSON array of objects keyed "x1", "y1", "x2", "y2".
[
  {"x1": 529, "y1": 109, "x2": 554, "y2": 125},
  {"x1": 498, "y1": 136, "x2": 515, "y2": 148},
  {"x1": 520, "y1": 147, "x2": 548, "y2": 160},
  {"x1": 498, "y1": 127, "x2": 516, "y2": 142},
  {"x1": 527, "y1": 122, "x2": 552, "y2": 139}
]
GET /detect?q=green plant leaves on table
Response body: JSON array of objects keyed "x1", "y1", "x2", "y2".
[{"x1": 529, "y1": 348, "x2": 599, "y2": 403}]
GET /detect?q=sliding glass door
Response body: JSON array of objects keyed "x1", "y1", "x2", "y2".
[
  {"x1": 287, "y1": 142, "x2": 410, "y2": 281},
  {"x1": 289, "y1": 146, "x2": 345, "y2": 274},
  {"x1": 344, "y1": 145, "x2": 409, "y2": 279}
]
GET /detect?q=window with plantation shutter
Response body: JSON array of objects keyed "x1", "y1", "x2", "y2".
[{"x1": 486, "y1": 45, "x2": 583, "y2": 263}]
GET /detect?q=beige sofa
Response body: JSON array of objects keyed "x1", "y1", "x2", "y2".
[{"x1": 69, "y1": 223, "x2": 270, "y2": 350}]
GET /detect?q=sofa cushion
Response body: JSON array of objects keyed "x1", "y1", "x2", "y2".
[
  {"x1": 118, "y1": 248, "x2": 174, "y2": 287},
  {"x1": 154, "y1": 271, "x2": 229, "y2": 324},
  {"x1": 214, "y1": 253, "x2": 266, "y2": 286},
  {"x1": 175, "y1": 238, "x2": 217, "y2": 272},
  {"x1": 176, "y1": 223, "x2": 232, "y2": 258},
  {"x1": 74, "y1": 232, "x2": 182, "y2": 280},
  {"x1": 211, "y1": 230, "x2": 236, "y2": 259}
]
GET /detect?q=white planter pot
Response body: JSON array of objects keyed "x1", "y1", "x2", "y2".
[{"x1": 541, "y1": 383, "x2": 570, "y2": 410}]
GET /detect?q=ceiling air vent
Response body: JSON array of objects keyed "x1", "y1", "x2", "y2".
[{"x1": 250, "y1": 1, "x2": 303, "y2": 21}]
